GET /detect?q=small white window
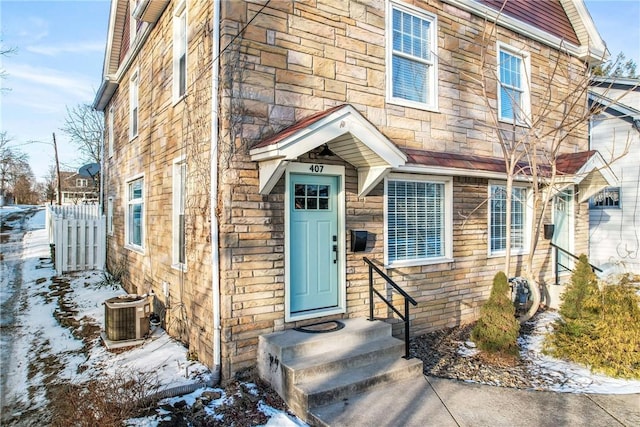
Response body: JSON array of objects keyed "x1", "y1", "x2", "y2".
[
  {"x1": 76, "y1": 179, "x2": 88, "y2": 187},
  {"x1": 489, "y1": 183, "x2": 530, "y2": 255},
  {"x1": 126, "y1": 176, "x2": 144, "y2": 251},
  {"x1": 173, "y1": 1, "x2": 187, "y2": 100},
  {"x1": 107, "y1": 197, "x2": 114, "y2": 236},
  {"x1": 108, "y1": 106, "x2": 114, "y2": 158},
  {"x1": 591, "y1": 187, "x2": 620, "y2": 208},
  {"x1": 385, "y1": 174, "x2": 452, "y2": 267},
  {"x1": 172, "y1": 158, "x2": 187, "y2": 268},
  {"x1": 387, "y1": 1, "x2": 438, "y2": 111},
  {"x1": 129, "y1": 70, "x2": 139, "y2": 139},
  {"x1": 498, "y1": 44, "x2": 530, "y2": 124}
]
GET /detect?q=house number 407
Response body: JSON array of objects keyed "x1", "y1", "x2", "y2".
[{"x1": 309, "y1": 165, "x2": 324, "y2": 173}]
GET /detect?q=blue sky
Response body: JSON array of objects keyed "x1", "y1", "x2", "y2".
[{"x1": 1, "y1": 0, "x2": 639, "y2": 182}]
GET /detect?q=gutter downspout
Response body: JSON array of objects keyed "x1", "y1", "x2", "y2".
[{"x1": 211, "y1": 0, "x2": 222, "y2": 384}]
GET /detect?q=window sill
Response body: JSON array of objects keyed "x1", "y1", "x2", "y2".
[
  {"x1": 125, "y1": 244, "x2": 145, "y2": 255},
  {"x1": 387, "y1": 97, "x2": 439, "y2": 113},
  {"x1": 487, "y1": 250, "x2": 529, "y2": 258},
  {"x1": 385, "y1": 257, "x2": 454, "y2": 269},
  {"x1": 498, "y1": 117, "x2": 530, "y2": 128},
  {"x1": 171, "y1": 263, "x2": 187, "y2": 272},
  {"x1": 172, "y1": 94, "x2": 187, "y2": 106}
]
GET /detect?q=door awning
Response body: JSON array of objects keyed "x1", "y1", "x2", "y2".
[
  {"x1": 249, "y1": 104, "x2": 407, "y2": 197},
  {"x1": 555, "y1": 150, "x2": 618, "y2": 202}
]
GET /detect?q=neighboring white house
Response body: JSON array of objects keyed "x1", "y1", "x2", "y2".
[{"x1": 589, "y1": 77, "x2": 640, "y2": 274}]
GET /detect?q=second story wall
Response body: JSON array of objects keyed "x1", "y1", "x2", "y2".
[{"x1": 218, "y1": 0, "x2": 590, "y2": 160}]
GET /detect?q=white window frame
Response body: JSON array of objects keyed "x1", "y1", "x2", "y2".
[
  {"x1": 173, "y1": 1, "x2": 187, "y2": 101},
  {"x1": 76, "y1": 179, "x2": 88, "y2": 187},
  {"x1": 129, "y1": 69, "x2": 139, "y2": 140},
  {"x1": 172, "y1": 157, "x2": 187, "y2": 270},
  {"x1": 386, "y1": 1, "x2": 438, "y2": 111},
  {"x1": 108, "y1": 105, "x2": 114, "y2": 158},
  {"x1": 107, "y1": 197, "x2": 114, "y2": 236},
  {"x1": 125, "y1": 174, "x2": 145, "y2": 253},
  {"x1": 488, "y1": 181, "x2": 532, "y2": 256},
  {"x1": 384, "y1": 173, "x2": 453, "y2": 268},
  {"x1": 497, "y1": 42, "x2": 531, "y2": 125}
]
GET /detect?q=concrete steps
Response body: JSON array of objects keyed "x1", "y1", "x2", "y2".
[{"x1": 257, "y1": 318, "x2": 423, "y2": 424}]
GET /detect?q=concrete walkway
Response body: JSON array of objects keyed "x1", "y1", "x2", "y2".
[{"x1": 310, "y1": 375, "x2": 640, "y2": 426}]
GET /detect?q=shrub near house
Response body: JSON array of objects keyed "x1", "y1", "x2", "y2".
[
  {"x1": 546, "y1": 255, "x2": 640, "y2": 379},
  {"x1": 471, "y1": 272, "x2": 520, "y2": 357}
]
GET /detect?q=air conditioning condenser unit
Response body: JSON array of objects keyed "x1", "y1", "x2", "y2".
[{"x1": 104, "y1": 294, "x2": 150, "y2": 341}]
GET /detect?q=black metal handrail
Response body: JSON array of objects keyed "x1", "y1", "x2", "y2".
[
  {"x1": 550, "y1": 242, "x2": 602, "y2": 285},
  {"x1": 363, "y1": 257, "x2": 417, "y2": 359}
]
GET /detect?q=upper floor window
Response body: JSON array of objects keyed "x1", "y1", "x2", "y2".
[
  {"x1": 126, "y1": 176, "x2": 144, "y2": 251},
  {"x1": 129, "y1": 70, "x2": 139, "y2": 139},
  {"x1": 489, "y1": 183, "x2": 530, "y2": 255},
  {"x1": 591, "y1": 187, "x2": 620, "y2": 208},
  {"x1": 385, "y1": 174, "x2": 452, "y2": 267},
  {"x1": 498, "y1": 44, "x2": 530, "y2": 124},
  {"x1": 173, "y1": 1, "x2": 187, "y2": 100},
  {"x1": 387, "y1": 1, "x2": 437, "y2": 110},
  {"x1": 76, "y1": 179, "x2": 88, "y2": 187},
  {"x1": 108, "y1": 106, "x2": 114, "y2": 158}
]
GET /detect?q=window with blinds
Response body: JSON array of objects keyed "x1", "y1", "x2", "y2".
[
  {"x1": 388, "y1": 2, "x2": 437, "y2": 110},
  {"x1": 498, "y1": 45, "x2": 529, "y2": 124},
  {"x1": 490, "y1": 185, "x2": 527, "y2": 253},
  {"x1": 387, "y1": 179, "x2": 445, "y2": 264}
]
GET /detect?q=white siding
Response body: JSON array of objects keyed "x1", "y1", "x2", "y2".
[{"x1": 589, "y1": 100, "x2": 640, "y2": 273}]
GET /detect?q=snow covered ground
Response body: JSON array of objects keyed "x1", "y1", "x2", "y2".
[
  {"x1": 1, "y1": 205, "x2": 638, "y2": 425},
  {"x1": 0, "y1": 206, "x2": 304, "y2": 426},
  {"x1": 519, "y1": 310, "x2": 640, "y2": 394}
]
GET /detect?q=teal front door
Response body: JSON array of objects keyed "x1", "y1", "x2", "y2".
[
  {"x1": 290, "y1": 174, "x2": 339, "y2": 314},
  {"x1": 553, "y1": 188, "x2": 575, "y2": 273}
]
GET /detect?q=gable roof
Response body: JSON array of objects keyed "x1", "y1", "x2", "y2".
[
  {"x1": 93, "y1": 0, "x2": 169, "y2": 111},
  {"x1": 250, "y1": 104, "x2": 407, "y2": 196},
  {"x1": 589, "y1": 77, "x2": 640, "y2": 125},
  {"x1": 443, "y1": 0, "x2": 607, "y2": 62},
  {"x1": 480, "y1": 0, "x2": 579, "y2": 45}
]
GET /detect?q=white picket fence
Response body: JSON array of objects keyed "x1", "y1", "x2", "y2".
[{"x1": 46, "y1": 204, "x2": 106, "y2": 274}]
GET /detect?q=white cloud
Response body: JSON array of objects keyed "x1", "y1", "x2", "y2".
[
  {"x1": 6, "y1": 62, "x2": 97, "y2": 101},
  {"x1": 26, "y1": 42, "x2": 105, "y2": 56}
]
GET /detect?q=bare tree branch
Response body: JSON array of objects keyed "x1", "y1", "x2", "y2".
[{"x1": 60, "y1": 103, "x2": 104, "y2": 165}]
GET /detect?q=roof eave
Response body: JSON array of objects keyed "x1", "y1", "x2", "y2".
[{"x1": 442, "y1": 0, "x2": 606, "y2": 62}]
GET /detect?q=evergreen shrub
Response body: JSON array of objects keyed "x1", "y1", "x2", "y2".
[
  {"x1": 471, "y1": 271, "x2": 520, "y2": 356},
  {"x1": 545, "y1": 256, "x2": 640, "y2": 379}
]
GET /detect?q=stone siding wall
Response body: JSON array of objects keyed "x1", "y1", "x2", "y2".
[
  {"x1": 103, "y1": 0, "x2": 215, "y2": 368},
  {"x1": 215, "y1": 0, "x2": 590, "y2": 379}
]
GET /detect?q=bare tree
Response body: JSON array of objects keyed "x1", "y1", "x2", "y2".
[
  {"x1": 0, "y1": 132, "x2": 30, "y2": 206},
  {"x1": 455, "y1": 15, "x2": 632, "y2": 321},
  {"x1": 61, "y1": 103, "x2": 104, "y2": 165},
  {"x1": 1, "y1": 40, "x2": 17, "y2": 92},
  {"x1": 44, "y1": 165, "x2": 57, "y2": 204}
]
